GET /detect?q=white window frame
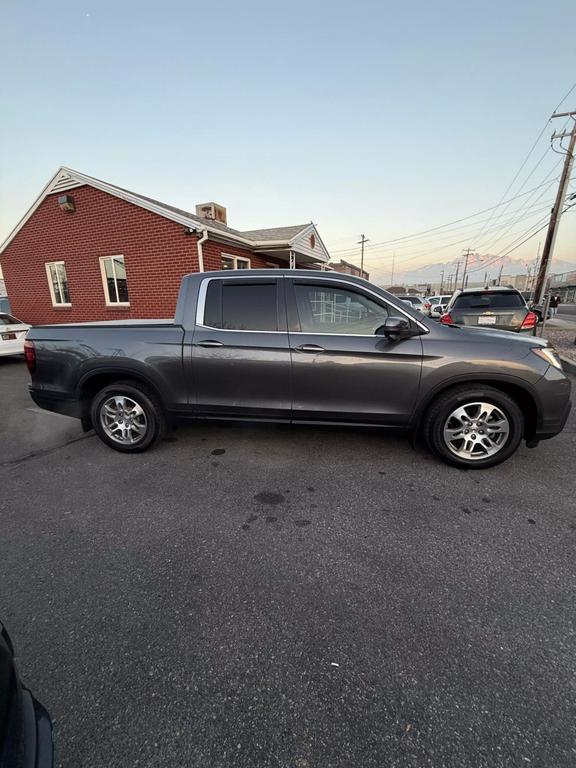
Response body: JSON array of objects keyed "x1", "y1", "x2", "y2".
[
  {"x1": 99, "y1": 255, "x2": 130, "y2": 306},
  {"x1": 45, "y1": 261, "x2": 71, "y2": 307},
  {"x1": 221, "y1": 254, "x2": 251, "y2": 270}
]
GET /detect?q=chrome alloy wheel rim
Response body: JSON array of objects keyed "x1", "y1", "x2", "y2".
[
  {"x1": 100, "y1": 395, "x2": 148, "y2": 445},
  {"x1": 442, "y1": 401, "x2": 510, "y2": 461}
]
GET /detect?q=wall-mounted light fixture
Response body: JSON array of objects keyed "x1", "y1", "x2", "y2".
[
  {"x1": 58, "y1": 194, "x2": 76, "y2": 213},
  {"x1": 184, "y1": 227, "x2": 198, "y2": 236}
]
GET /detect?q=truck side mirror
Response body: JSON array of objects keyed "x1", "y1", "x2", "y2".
[{"x1": 375, "y1": 316, "x2": 416, "y2": 339}]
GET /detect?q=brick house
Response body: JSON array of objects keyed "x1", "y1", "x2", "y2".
[
  {"x1": 328, "y1": 259, "x2": 369, "y2": 280},
  {"x1": 0, "y1": 167, "x2": 330, "y2": 324}
]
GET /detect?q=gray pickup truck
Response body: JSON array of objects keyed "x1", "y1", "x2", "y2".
[{"x1": 25, "y1": 270, "x2": 571, "y2": 468}]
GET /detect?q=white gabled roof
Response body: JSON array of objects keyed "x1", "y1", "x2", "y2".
[{"x1": 0, "y1": 167, "x2": 330, "y2": 262}]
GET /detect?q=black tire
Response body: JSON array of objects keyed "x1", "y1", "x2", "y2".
[
  {"x1": 90, "y1": 380, "x2": 166, "y2": 453},
  {"x1": 423, "y1": 385, "x2": 524, "y2": 469}
]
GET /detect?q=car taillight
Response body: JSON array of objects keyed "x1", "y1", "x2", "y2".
[
  {"x1": 440, "y1": 313, "x2": 453, "y2": 325},
  {"x1": 520, "y1": 311, "x2": 537, "y2": 330},
  {"x1": 424, "y1": 302, "x2": 431, "y2": 310},
  {"x1": 24, "y1": 339, "x2": 36, "y2": 374}
]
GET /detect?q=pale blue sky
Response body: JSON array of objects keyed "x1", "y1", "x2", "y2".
[{"x1": 1, "y1": 0, "x2": 575, "y2": 283}]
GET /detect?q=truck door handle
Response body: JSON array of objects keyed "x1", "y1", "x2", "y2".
[
  {"x1": 294, "y1": 344, "x2": 325, "y2": 353},
  {"x1": 196, "y1": 340, "x2": 224, "y2": 347}
]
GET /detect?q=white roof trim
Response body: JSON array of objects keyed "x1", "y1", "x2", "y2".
[{"x1": 0, "y1": 167, "x2": 323, "y2": 256}]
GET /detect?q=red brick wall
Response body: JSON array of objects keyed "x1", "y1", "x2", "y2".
[{"x1": 0, "y1": 185, "x2": 274, "y2": 325}]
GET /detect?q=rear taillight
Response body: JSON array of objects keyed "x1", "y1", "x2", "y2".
[
  {"x1": 424, "y1": 302, "x2": 431, "y2": 310},
  {"x1": 24, "y1": 339, "x2": 36, "y2": 374},
  {"x1": 520, "y1": 311, "x2": 537, "y2": 330},
  {"x1": 440, "y1": 313, "x2": 453, "y2": 325}
]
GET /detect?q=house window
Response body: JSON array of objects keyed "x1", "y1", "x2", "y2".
[
  {"x1": 45, "y1": 261, "x2": 71, "y2": 306},
  {"x1": 221, "y1": 254, "x2": 251, "y2": 270},
  {"x1": 99, "y1": 255, "x2": 130, "y2": 305}
]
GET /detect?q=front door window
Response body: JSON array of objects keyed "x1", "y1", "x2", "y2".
[{"x1": 293, "y1": 284, "x2": 389, "y2": 335}]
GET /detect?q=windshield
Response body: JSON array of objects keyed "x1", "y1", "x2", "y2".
[
  {"x1": 452, "y1": 292, "x2": 525, "y2": 310},
  {"x1": 0, "y1": 314, "x2": 20, "y2": 325}
]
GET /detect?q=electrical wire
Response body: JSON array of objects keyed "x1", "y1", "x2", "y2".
[
  {"x1": 327, "y1": 180, "x2": 559, "y2": 256},
  {"x1": 467, "y1": 201, "x2": 575, "y2": 275},
  {"x1": 476, "y1": 168, "x2": 559, "y2": 253},
  {"x1": 470, "y1": 78, "x2": 576, "y2": 245},
  {"x1": 355, "y1": 202, "x2": 554, "y2": 261}
]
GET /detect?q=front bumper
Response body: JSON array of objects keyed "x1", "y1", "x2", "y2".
[{"x1": 532, "y1": 365, "x2": 572, "y2": 440}]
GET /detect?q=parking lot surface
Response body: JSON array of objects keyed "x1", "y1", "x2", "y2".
[{"x1": 1, "y1": 357, "x2": 575, "y2": 767}]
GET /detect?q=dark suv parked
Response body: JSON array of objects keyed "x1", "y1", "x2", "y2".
[{"x1": 25, "y1": 270, "x2": 571, "y2": 468}]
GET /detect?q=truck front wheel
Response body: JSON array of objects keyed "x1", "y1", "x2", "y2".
[
  {"x1": 91, "y1": 380, "x2": 166, "y2": 453},
  {"x1": 423, "y1": 385, "x2": 524, "y2": 469}
]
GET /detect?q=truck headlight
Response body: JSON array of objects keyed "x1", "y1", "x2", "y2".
[{"x1": 531, "y1": 347, "x2": 563, "y2": 370}]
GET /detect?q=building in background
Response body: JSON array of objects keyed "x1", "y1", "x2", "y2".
[
  {"x1": 0, "y1": 167, "x2": 330, "y2": 325},
  {"x1": 328, "y1": 259, "x2": 369, "y2": 280},
  {"x1": 499, "y1": 274, "x2": 529, "y2": 291},
  {"x1": 549, "y1": 271, "x2": 576, "y2": 303}
]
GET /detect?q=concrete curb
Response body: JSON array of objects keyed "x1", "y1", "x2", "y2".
[{"x1": 560, "y1": 355, "x2": 576, "y2": 376}]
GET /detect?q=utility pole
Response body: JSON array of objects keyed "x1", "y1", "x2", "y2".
[
  {"x1": 461, "y1": 247, "x2": 474, "y2": 290},
  {"x1": 497, "y1": 261, "x2": 504, "y2": 285},
  {"x1": 390, "y1": 251, "x2": 396, "y2": 286},
  {"x1": 533, "y1": 110, "x2": 576, "y2": 305},
  {"x1": 358, "y1": 234, "x2": 369, "y2": 278},
  {"x1": 483, "y1": 271, "x2": 488, "y2": 287},
  {"x1": 454, "y1": 261, "x2": 461, "y2": 291},
  {"x1": 529, "y1": 242, "x2": 541, "y2": 293},
  {"x1": 439, "y1": 270, "x2": 444, "y2": 293}
]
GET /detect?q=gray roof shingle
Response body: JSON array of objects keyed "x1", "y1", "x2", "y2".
[
  {"x1": 85, "y1": 172, "x2": 309, "y2": 244},
  {"x1": 240, "y1": 224, "x2": 310, "y2": 242}
]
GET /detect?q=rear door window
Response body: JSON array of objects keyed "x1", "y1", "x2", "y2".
[
  {"x1": 453, "y1": 292, "x2": 525, "y2": 309},
  {"x1": 204, "y1": 280, "x2": 279, "y2": 331}
]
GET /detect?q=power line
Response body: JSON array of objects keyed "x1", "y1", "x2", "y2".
[
  {"x1": 327, "y1": 180, "x2": 559, "y2": 255},
  {"x1": 471, "y1": 134, "x2": 555, "y2": 246},
  {"x1": 533, "y1": 111, "x2": 576, "y2": 304},
  {"x1": 475, "y1": 127, "x2": 569, "y2": 251},
  {"x1": 476, "y1": 168, "x2": 560, "y2": 253},
  {"x1": 471, "y1": 77, "x2": 576, "y2": 245},
  {"x1": 359, "y1": 200, "x2": 556, "y2": 265},
  {"x1": 369, "y1": 200, "x2": 573, "y2": 283}
]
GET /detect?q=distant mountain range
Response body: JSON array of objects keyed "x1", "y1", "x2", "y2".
[{"x1": 379, "y1": 254, "x2": 576, "y2": 286}]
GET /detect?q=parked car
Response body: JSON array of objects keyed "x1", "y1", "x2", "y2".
[
  {"x1": 427, "y1": 294, "x2": 453, "y2": 318},
  {"x1": 0, "y1": 313, "x2": 30, "y2": 358},
  {"x1": 441, "y1": 287, "x2": 537, "y2": 334},
  {"x1": 397, "y1": 295, "x2": 430, "y2": 314},
  {"x1": 0, "y1": 621, "x2": 53, "y2": 768},
  {"x1": 25, "y1": 270, "x2": 571, "y2": 468}
]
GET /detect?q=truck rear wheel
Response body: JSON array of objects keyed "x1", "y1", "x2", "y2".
[{"x1": 91, "y1": 380, "x2": 166, "y2": 453}]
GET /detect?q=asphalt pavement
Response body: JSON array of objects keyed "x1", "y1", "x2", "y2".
[
  {"x1": 558, "y1": 304, "x2": 576, "y2": 319},
  {"x1": 1, "y1": 358, "x2": 576, "y2": 767}
]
